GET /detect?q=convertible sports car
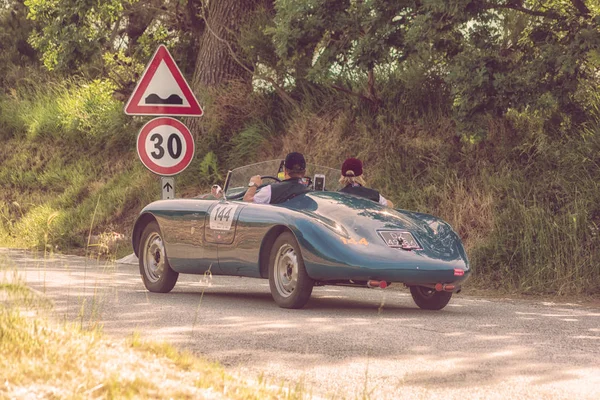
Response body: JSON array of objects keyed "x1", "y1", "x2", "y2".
[{"x1": 132, "y1": 160, "x2": 470, "y2": 310}]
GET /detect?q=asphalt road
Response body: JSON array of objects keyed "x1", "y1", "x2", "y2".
[{"x1": 2, "y1": 248, "x2": 599, "y2": 399}]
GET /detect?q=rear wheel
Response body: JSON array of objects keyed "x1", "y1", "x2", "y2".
[
  {"x1": 269, "y1": 232, "x2": 314, "y2": 309},
  {"x1": 410, "y1": 286, "x2": 452, "y2": 310},
  {"x1": 139, "y1": 221, "x2": 178, "y2": 293}
]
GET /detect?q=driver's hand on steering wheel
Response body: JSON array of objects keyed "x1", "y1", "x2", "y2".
[{"x1": 249, "y1": 175, "x2": 263, "y2": 187}]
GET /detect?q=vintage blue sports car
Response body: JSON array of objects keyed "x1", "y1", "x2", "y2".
[{"x1": 132, "y1": 160, "x2": 470, "y2": 310}]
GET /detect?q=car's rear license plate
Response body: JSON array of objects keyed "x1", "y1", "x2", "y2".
[{"x1": 378, "y1": 231, "x2": 422, "y2": 250}]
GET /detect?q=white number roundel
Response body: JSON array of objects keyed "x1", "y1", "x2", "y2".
[{"x1": 137, "y1": 117, "x2": 195, "y2": 176}]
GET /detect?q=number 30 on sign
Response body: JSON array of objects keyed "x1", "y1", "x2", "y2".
[{"x1": 137, "y1": 117, "x2": 195, "y2": 176}]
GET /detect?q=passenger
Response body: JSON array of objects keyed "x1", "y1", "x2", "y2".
[
  {"x1": 338, "y1": 157, "x2": 394, "y2": 208},
  {"x1": 244, "y1": 152, "x2": 310, "y2": 204}
]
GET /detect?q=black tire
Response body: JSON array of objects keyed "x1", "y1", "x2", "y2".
[
  {"x1": 410, "y1": 286, "x2": 452, "y2": 310},
  {"x1": 138, "y1": 221, "x2": 178, "y2": 293},
  {"x1": 269, "y1": 231, "x2": 314, "y2": 309}
]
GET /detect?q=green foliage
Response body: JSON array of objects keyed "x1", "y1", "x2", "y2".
[
  {"x1": 15, "y1": 86, "x2": 63, "y2": 141},
  {"x1": 443, "y1": 3, "x2": 600, "y2": 136},
  {"x1": 12, "y1": 205, "x2": 64, "y2": 248},
  {"x1": 1, "y1": 0, "x2": 600, "y2": 296},
  {"x1": 199, "y1": 152, "x2": 221, "y2": 186},
  {"x1": 0, "y1": 0, "x2": 38, "y2": 87},
  {"x1": 0, "y1": 79, "x2": 131, "y2": 144},
  {"x1": 24, "y1": 0, "x2": 201, "y2": 86},
  {"x1": 3, "y1": 153, "x2": 157, "y2": 249},
  {"x1": 227, "y1": 123, "x2": 275, "y2": 167},
  {"x1": 102, "y1": 50, "x2": 145, "y2": 91},
  {"x1": 56, "y1": 79, "x2": 127, "y2": 142},
  {"x1": 0, "y1": 79, "x2": 147, "y2": 250},
  {"x1": 51, "y1": 165, "x2": 157, "y2": 248},
  {"x1": 268, "y1": 0, "x2": 600, "y2": 138},
  {"x1": 0, "y1": 94, "x2": 28, "y2": 140},
  {"x1": 271, "y1": 0, "x2": 411, "y2": 80},
  {"x1": 25, "y1": 0, "x2": 128, "y2": 73}
]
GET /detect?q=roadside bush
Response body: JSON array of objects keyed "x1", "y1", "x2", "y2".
[
  {"x1": 18, "y1": 86, "x2": 63, "y2": 141},
  {"x1": 12, "y1": 205, "x2": 65, "y2": 249},
  {"x1": 0, "y1": 94, "x2": 27, "y2": 140},
  {"x1": 0, "y1": 78, "x2": 144, "y2": 250},
  {"x1": 2, "y1": 79, "x2": 131, "y2": 145},
  {"x1": 227, "y1": 122, "x2": 276, "y2": 167},
  {"x1": 57, "y1": 79, "x2": 128, "y2": 143}
]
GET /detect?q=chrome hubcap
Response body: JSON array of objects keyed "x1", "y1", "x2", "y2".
[
  {"x1": 274, "y1": 244, "x2": 298, "y2": 298},
  {"x1": 144, "y1": 232, "x2": 165, "y2": 283}
]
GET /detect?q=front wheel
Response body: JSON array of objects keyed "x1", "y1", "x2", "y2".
[
  {"x1": 410, "y1": 286, "x2": 452, "y2": 310},
  {"x1": 139, "y1": 221, "x2": 179, "y2": 293},
  {"x1": 269, "y1": 232, "x2": 314, "y2": 309}
]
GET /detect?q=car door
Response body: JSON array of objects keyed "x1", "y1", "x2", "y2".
[{"x1": 204, "y1": 201, "x2": 247, "y2": 275}]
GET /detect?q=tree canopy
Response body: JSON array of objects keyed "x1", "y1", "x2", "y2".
[
  {"x1": 268, "y1": 0, "x2": 600, "y2": 135},
  {"x1": 2, "y1": 0, "x2": 599, "y2": 137}
]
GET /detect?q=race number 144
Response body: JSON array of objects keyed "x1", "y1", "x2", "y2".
[{"x1": 209, "y1": 204, "x2": 238, "y2": 231}]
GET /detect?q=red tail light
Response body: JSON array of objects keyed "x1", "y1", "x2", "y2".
[{"x1": 454, "y1": 269, "x2": 465, "y2": 276}]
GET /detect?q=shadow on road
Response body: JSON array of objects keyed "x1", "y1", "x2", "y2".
[{"x1": 3, "y1": 248, "x2": 600, "y2": 399}]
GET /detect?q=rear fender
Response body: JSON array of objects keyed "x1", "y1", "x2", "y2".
[
  {"x1": 132, "y1": 212, "x2": 158, "y2": 257},
  {"x1": 258, "y1": 225, "x2": 290, "y2": 279},
  {"x1": 258, "y1": 224, "x2": 323, "y2": 280}
]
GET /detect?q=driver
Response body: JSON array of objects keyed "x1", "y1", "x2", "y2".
[
  {"x1": 244, "y1": 152, "x2": 310, "y2": 204},
  {"x1": 338, "y1": 157, "x2": 394, "y2": 208}
]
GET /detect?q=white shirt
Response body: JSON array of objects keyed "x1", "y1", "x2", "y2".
[
  {"x1": 378, "y1": 194, "x2": 389, "y2": 207},
  {"x1": 253, "y1": 185, "x2": 272, "y2": 204}
]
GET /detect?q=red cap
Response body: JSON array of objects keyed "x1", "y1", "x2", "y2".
[{"x1": 341, "y1": 158, "x2": 363, "y2": 177}]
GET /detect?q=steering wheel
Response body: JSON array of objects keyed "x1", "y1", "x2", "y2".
[
  {"x1": 226, "y1": 175, "x2": 282, "y2": 200},
  {"x1": 256, "y1": 175, "x2": 281, "y2": 190},
  {"x1": 260, "y1": 175, "x2": 281, "y2": 183}
]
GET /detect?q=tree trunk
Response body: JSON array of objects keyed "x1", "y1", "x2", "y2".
[
  {"x1": 192, "y1": 0, "x2": 264, "y2": 89},
  {"x1": 188, "y1": 0, "x2": 268, "y2": 135}
]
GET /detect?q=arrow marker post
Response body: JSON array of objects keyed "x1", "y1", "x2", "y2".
[{"x1": 161, "y1": 177, "x2": 175, "y2": 200}]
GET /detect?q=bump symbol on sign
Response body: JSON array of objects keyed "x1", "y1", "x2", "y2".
[{"x1": 125, "y1": 45, "x2": 203, "y2": 117}]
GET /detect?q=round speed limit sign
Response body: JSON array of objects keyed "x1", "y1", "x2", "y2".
[{"x1": 137, "y1": 117, "x2": 195, "y2": 176}]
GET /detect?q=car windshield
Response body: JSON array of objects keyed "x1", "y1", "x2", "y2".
[{"x1": 225, "y1": 159, "x2": 342, "y2": 197}]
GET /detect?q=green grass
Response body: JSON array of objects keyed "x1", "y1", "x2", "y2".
[
  {"x1": 0, "y1": 79, "x2": 156, "y2": 250},
  {"x1": 1, "y1": 75, "x2": 599, "y2": 295}
]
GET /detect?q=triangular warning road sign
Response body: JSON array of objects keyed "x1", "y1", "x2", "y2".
[{"x1": 125, "y1": 45, "x2": 203, "y2": 117}]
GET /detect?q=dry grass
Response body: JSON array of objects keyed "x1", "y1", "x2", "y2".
[{"x1": 0, "y1": 268, "x2": 307, "y2": 400}]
